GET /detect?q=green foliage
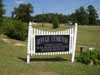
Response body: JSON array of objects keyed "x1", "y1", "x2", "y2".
[
  {"x1": 2, "y1": 18, "x2": 28, "y2": 40},
  {"x1": 96, "y1": 50, "x2": 100, "y2": 60},
  {"x1": 0, "y1": 18, "x2": 3, "y2": 34},
  {"x1": 0, "y1": 0, "x2": 4, "y2": 17},
  {"x1": 13, "y1": 3, "x2": 33, "y2": 22},
  {"x1": 52, "y1": 16, "x2": 59, "y2": 29},
  {"x1": 87, "y1": 5, "x2": 98, "y2": 25},
  {"x1": 77, "y1": 51, "x2": 90, "y2": 64},
  {"x1": 0, "y1": 0, "x2": 5, "y2": 33},
  {"x1": 0, "y1": 17, "x2": 2, "y2": 25},
  {"x1": 33, "y1": 13, "x2": 68, "y2": 23},
  {"x1": 70, "y1": 6, "x2": 89, "y2": 25},
  {"x1": 33, "y1": 5, "x2": 99, "y2": 25},
  {"x1": 70, "y1": 5, "x2": 99, "y2": 25},
  {"x1": 78, "y1": 6, "x2": 89, "y2": 25},
  {"x1": 77, "y1": 49, "x2": 100, "y2": 65}
]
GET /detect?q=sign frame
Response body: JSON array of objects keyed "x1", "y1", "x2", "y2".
[{"x1": 27, "y1": 22, "x2": 77, "y2": 64}]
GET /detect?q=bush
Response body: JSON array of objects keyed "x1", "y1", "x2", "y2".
[
  {"x1": 77, "y1": 51, "x2": 91, "y2": 64},
  {"x1": 52, "y1": 16, "x2": 59, "y2": 29},
  {"x1": 0, "y1": 17, "x2": 3, "y2": 34},
  {"x1": 77, "y1": 49, "x2": 100, "y2": 65},
  {"x1": 96, "y1": 50, "x2": 100, "y2": 60},
  {"x1": 2, "y1": 18, "x2": 28, "y2": 41}
]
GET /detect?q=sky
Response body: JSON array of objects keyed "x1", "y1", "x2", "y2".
[{"x1": 3, "y1": 0, "x2": 100, "y2": 18}]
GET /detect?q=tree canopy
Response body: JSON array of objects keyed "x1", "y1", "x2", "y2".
[
  {"x1": 70, "y1": 6, "x2": 89, "y2": 25},
  {"x1": 52, "y1": 16, "x2": 59, "y2": 29},
  {"x1": 0, "y1": 0, "x2": 4, "y2": 18},
  {"x1": 33, "y1": 13, "x2": 69, "y2": 23},
  {"x1": 0, "y1": 0, "x2": 5, "y2": 33},
  {"x1": 12, "y1": 3, "x2": 33, "y2": 22},
  {"x1": 70, "y1": 5, "x2": 98, "y2": 25},
  {"x1": 87, "y1": 5, "x2": 98, "y2": 24}
]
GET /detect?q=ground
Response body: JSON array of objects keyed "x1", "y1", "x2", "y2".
[{"x1": 0, "y1": 25, "x2": 100, "y2": 75}]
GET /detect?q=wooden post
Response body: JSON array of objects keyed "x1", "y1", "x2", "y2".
[
  {"x1": 27, "y1": 54, "x2": 30, "y2": 64},
  {"x1": 71, "y1": 23, "x2": 78, "y2": 63},
  {"x1": 80, "y1": 47, "x2": 83, "y2": 54},
  {"x1": 27, "y1": 22, "x2": 32, "y2": 64}
]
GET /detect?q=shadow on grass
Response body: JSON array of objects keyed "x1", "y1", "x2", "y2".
[{"x1": 18, "y1": 57, "x2": 67, "y2": 62}]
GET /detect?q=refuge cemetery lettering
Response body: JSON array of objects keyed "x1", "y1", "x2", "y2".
[{"x1": 35, "y1": 35, "x2": 69, "y2": 52}]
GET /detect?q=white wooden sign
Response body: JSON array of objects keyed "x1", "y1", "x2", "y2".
[{"x1": 27, "y1": 22, "x2": 78, "y2": 64}]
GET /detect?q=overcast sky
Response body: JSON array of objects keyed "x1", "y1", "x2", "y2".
[{"x1": 3, "y1": 0, "x2": 100, "y2": 18}]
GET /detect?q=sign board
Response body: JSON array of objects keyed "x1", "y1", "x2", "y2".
[
  {"x1": 27, "y1": 22, "x2": 78, "y2": 64},
  {"x1": 35, "y1": 35, "x2": 69, "y2": 53}
]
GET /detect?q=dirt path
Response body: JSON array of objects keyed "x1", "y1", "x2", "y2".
[{"x1": 0, "y1": 38, "x2": 25, "y2": 47}]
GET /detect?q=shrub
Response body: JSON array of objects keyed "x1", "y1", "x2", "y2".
[
  {"x1": 77, "y1": 51, "x2": 91, "y2": 64},
  {"x1": 2, "y1": 18, "x2": 28, "y2": 41},
  {"x1": 0, "y1": 17, "x2": 3, "y2": 34},
  {"x1": 96, "y1": 50, "x2": 100, "y2": 60},
  {"x1": 77, "y1": 49, "x2": 100, "y2": 65},
  {"x1": 52, "y1": 16, "x2": 59, "y2": 29}
]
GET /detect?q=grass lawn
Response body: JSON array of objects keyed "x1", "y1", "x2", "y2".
[
  {"x1": 0, "y1": 24, "x2": 100, "y2": 75},
  {"x1": 77, "y1": 25, "x2": 100, "y2": 47}
]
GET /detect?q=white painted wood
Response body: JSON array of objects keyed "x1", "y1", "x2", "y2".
[
  {"x1": 32, "y1": 52, "x2": 71, "y2": 55},
  {"x1": 30, "y1": 27, "x2": 33, "y2": 56},
  {"x1": 27, "y1": 22, "x2": 78, "y2": 63},
  {"x1": 27, "y1": 22, "x2": 32, "y2": 64},
  {"x1": 71, "y1": 23, "x2": 78, "y2": 63},
  {"x1": 27, "y1": 54, "x2": 30, "y2": 64}
]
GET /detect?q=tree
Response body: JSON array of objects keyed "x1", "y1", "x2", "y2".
[
  {"x1": 73, "y1": 9, "x2": 80, "y2": 23},
  {"x1": 52, "y1": 16, "x2": 59, "y2": 29},
  {"x1": 78, "y1": 6, "x2": 89, "y2": 25},
  {"x1": 87, "y1": 5, "x2": 98, "y2": 25},
  {"x1": 0, "y1": 0, "x2": 3, "y2": 18},
  {"x1": 0, "y1": 0, "x2": 4, "y2": 23},
  {"x1": 13, "y1": 3, "x2": 33, "y2": 22},
  {"x1": 33, "y1": 13, "x2": 68, "y2": 23},
  {"x1": 0, "y1": 0, "x2": 5, "y2": 33},
  {"x1": 70, "y1": 6, "x2": 89, "y2": 25}
]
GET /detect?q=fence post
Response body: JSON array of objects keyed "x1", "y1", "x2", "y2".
[
  {"x1": 27, "y1": 22, "x2": 32, "y2": 64},
  {"x1": 71, "y1": 23, "x2": 78, "y2": 63}
]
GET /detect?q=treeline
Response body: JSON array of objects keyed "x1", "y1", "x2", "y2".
[
  {"x1": 33, "y1": 13, "x2": 69, "y2": 23},
  {"x1": 70, "y1": 5, "x2": 98, "y2": 25},
  {"x1": 33, "y1": 5, "x2": 100, "y2": 25}
]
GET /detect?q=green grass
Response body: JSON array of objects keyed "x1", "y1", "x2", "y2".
[
  {"x1": 77, "y1": 26, "x2": 100, "y2": 46},
  {"x1": 0, "y1": 25, "x2": 100, "y2": 75}
]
